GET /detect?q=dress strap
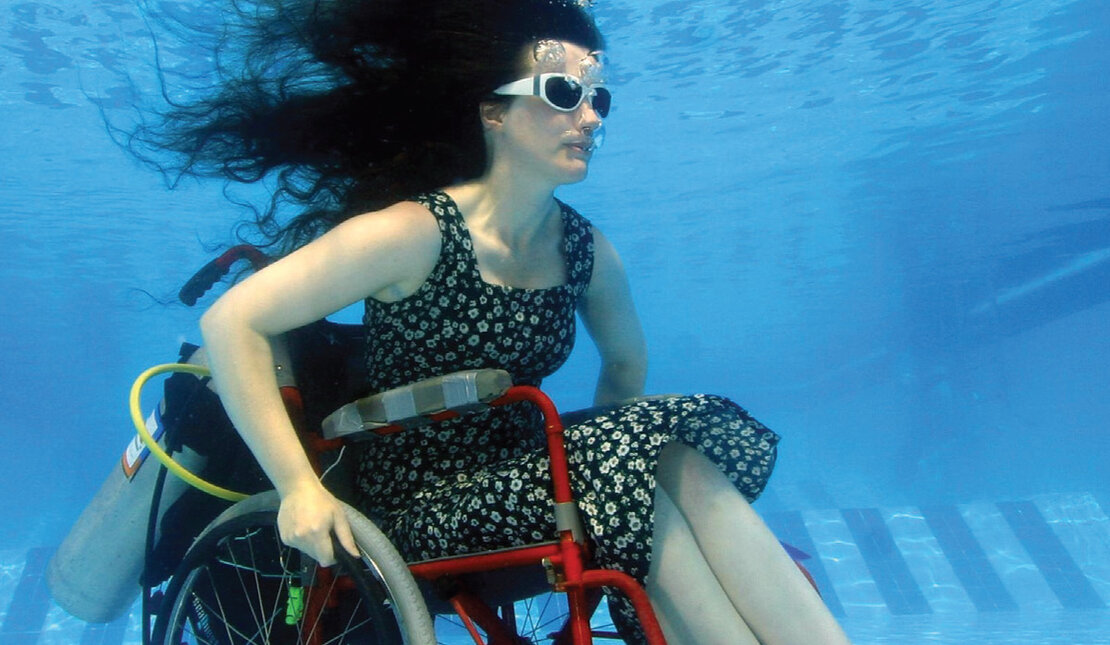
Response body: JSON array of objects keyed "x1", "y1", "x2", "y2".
[
  {"x1": 412, "y1": 191, "x2": 473, "y2": 274},
  {"x1": 557, "y1": 200, "x2": 595, "y2": 298}
]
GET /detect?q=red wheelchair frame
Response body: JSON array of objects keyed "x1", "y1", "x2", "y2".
[
  {"x1": 161, "y1": 244, "x2": 818, "y2": 644},
  {"x1": 176, "y1": 244, "x2": 669, "y2": 644},
  {"x1": 299, "y1": 380, "x2": 667, "y2": 645}
]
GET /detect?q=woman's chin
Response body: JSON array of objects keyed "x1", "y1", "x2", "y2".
[{"x1": 558, "y1": 160, "x2": 591, "y2": 184}]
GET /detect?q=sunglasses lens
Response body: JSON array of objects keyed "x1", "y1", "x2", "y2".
[
  {"x1": 592, "y1": 87, "x2": 611, "y2": 118},
  {"x1": 544, "y1": 76, "x2": 584, "y2": 110}
]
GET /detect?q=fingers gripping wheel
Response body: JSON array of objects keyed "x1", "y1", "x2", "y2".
[{"x1": 150, "y1": 491, "x2": 435, "y2": 644}]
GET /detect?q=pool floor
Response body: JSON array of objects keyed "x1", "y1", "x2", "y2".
[{"x1": 3, "y1": 492, "x2": 1108, "y2": 644}]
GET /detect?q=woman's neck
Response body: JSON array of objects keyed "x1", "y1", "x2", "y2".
[{"x1": 445, "y1": 174, "x2": 560, "y2": 247}]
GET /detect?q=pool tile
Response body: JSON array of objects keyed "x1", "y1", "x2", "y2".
[
  {"x1": 764, "y1": 510, "x2": 846, "y2": 617},
  {"x1": 0, "y1": 547, "x2": 53, "y2": 645},
  {"x1": 841, "y1": 508, "x2": 931, "y2": 615},
  {"x1": 998, "y1": 501, "x2": 1105, "y2": 610},
  {"x1": 79, "y1": 612, "x2": 129, "y2": 645},
  {"x1": 1033, "y1": 493, "x2": 1110, "y2": 607},
  {"x1": 920, "y1": 505, "x2": 1017, "y2": 611},
  {"x1": 882, "y1": 506, "x2": 977, "y2": 613},
  {"x1": 961, "y1": 502, "x2": 1059, "y2": 611},
  {"x1": 802, "y1": 508, "x2": 886, "y2": 617}
]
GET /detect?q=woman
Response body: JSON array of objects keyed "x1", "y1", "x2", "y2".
[{"x1": 143, "y1": 0, "x2": 849, "y2": 642}]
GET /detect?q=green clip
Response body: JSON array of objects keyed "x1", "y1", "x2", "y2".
[{"x1": 285, "y1": 585, "x2": 305, "y2": 625}]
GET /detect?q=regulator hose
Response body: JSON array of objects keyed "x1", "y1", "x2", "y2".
[{"x1": 130, "y1": 363, "x2": 248, "y2": 502}]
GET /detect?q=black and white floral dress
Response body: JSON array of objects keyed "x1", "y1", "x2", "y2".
[{"x1": 352, "y1": 191, "x2": 780, "y2": 642}]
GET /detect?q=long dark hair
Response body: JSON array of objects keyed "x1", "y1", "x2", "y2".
[{"x1": 128, "y1": 0, "x2": 604, "y2": 254}]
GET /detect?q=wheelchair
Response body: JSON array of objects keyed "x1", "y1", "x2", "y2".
[{"x1": 135, "y1": 246, "x2": 668, "y2": 645}]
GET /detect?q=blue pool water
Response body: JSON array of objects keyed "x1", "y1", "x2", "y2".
[{"x1": 2, "y1": 0, "x2": 1109, "y2": 642}]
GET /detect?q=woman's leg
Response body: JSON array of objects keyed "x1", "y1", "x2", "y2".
[
  {"x1": 654, "y1": 442, "x2": 851, "y2": 645},
  {"x1": 647, "y1": 485, "x2": 760, "y2": 645}
]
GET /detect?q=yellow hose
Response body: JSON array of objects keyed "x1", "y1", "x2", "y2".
[{"x1": 130, "y1": 363, "x2": 248, "y2": 502}]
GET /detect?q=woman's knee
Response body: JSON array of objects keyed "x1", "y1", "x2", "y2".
[
  {"x1": 656, "y1": 442, "x2": 758, "y2": 525},
  {"x1": 656, "y1": 442, "x2": 729, "y2": 496}
]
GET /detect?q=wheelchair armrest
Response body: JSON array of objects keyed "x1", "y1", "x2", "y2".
[{"x1": 321, "y1": 369, "x2": 514, "y2": 440}]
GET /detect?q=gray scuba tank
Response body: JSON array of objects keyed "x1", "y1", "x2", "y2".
[
  {"x1": 45, "y1": 348, "x2": 213, "y2": 623},
  {"x1": 46, "y1": 340, "x2": 292, "y2": 623}
]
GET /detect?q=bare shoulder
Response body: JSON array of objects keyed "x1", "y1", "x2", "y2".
[
  {"x1": 314, "y1": 200, "x2": 441, "y2": 300},
  {"x1": 336, "y1": 200, "x2": 440, "y2": 254},
  {"x1": 590, "y1": 225, "x2": 619, "y2": 254},
  {"x1": 586, "y1": 225, "x2": 627, "y2": 291}
]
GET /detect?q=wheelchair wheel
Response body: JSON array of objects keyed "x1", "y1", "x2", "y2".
[{"x1": 151, "y1": 491, "x2": 435, "y2": 644}]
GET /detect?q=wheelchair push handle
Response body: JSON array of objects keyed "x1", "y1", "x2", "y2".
[{"x1": 178, "y1": 244, "x2": 271, "y2": 306}]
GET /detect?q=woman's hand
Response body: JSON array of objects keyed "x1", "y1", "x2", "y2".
[{"x1": 277, "y1": 481, "x2": 361, "y2": 566}]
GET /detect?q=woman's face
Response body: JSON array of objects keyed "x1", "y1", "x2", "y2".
[{"x1": 488, "y1": 40, "x2": 607, "y2": 186}]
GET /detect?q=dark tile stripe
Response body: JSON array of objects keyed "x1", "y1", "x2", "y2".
[
  {"x1": 80, "y1": 611, "x2": 130, "y2": 645},
  {"x1": 997, "y1": 501, "x2": 1105, "y2": 609},
  {"x1": 0, "y1": 547, "x2": 54, "y2": 645},
  {"x1": 841, "y1": 508, "x2": 931, "y2": 615},
  {"x1": 763, "y1": 511, "x2": 845, "y2": 617},
  {"x1": 920, "y1": 505, "x2": 1017, "y2": 611}
]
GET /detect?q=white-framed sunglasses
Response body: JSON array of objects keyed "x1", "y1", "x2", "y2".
[{"x1": 493, "y1": 73, "x2": 611, "y2": 118}]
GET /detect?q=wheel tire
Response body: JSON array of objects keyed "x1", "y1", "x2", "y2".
[{"x1": 150, "y1": 491, "x2": 435, "y2": 644}]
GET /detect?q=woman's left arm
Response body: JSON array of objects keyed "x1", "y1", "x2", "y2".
[{"x1": 578, "y1": 227, "x2": 648, "y2": 405}]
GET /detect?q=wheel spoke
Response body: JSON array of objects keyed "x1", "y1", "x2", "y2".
[
  {"x1": 154, "y1": 502, "x2": 410, "y2": 645},
  {"x1": 184, "y1": 566, "x2": 263, "y2": 643}
]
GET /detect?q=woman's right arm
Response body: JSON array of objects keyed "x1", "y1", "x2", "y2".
[
  {"x1": 578, "y1": 228, "x2": 648, "y2": 405},
  {"x1": 199, "y1": 201, "x2": 440, "y2": 565}
]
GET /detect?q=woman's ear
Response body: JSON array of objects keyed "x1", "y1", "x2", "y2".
[{"x1": 479, "y1": 100, "x2": 509, "y2": 131}]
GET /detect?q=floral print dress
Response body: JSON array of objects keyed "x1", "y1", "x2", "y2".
[{"x1": 351, "y1": 191, "x2": 780, "y2": 642}]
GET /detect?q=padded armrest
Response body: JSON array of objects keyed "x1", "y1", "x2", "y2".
[{"x1": 321, "y1": 369, "x2": 514, "y2": 440}]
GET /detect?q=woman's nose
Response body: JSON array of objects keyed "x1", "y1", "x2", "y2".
[{"x1": 579, "y1": 100, "x2": 602, "y2": 131}]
